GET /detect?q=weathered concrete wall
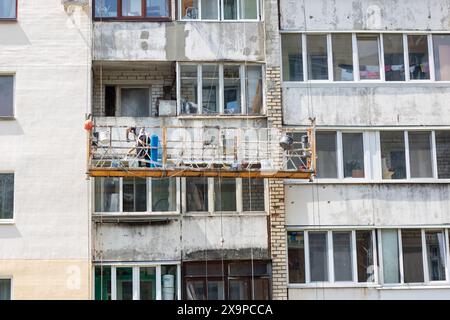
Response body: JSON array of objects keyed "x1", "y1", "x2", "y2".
[
  {"x1": 282, "y1": 84, "x2": 450, "y2": 126},
  {"x1": 181, "y1": 215, "x2": 269, "y2": 260},
  {"x1": 286, "y1": 184, "x2": 450, "y2": 226},
  {"x1": 0, "y1": 0, "x2": 91, "y2": 299},
  {"x1": 93, "y1": 222, "x2": 182, "y2": 261},
  {"x1": 288, "y1": 287, "x2": 450, "y2": 300},
  {"x1": 93, "y1": 22, "x2": 264, "y2": 62},
  {"x1": 93, "y1": 215, "x2": 269, "y2": 262},
  {"x1": 280, "y1": 0, "x2": 450, "y2": 31}
]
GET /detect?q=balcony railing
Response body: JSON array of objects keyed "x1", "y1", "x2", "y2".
[{"x1": 87, "y1": 125, "x2": 315, "y2": 179}]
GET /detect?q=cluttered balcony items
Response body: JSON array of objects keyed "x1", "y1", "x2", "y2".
[{"x1": 86, "y1": 123, "x2": 315, "y2": 179}]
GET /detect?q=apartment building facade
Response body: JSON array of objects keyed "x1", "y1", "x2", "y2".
[
  {"x1": 89, "y1": 0, "x2": 287, "y2": 301},
  {"x1": 0, "y1": 0, "x2": 91, "y2": 299},
  {"x1": 268, "y1": 0, "x2": 450, "y2": 299}
]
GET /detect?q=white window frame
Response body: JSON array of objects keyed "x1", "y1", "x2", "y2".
[
  {"x1": 280, "y1": 32, "x2": 450, "y2": 84},
  {"x1": 93, "y1": 262, "x2": 181, "y2": 300},
  {"x1": 115, "y1": 85, "x2": 152, "y2": 117},
  {"x1": 183, "y1": 177, "x2": 268, "y2": 215},
  {"x1": 179, "y1": 0, "x2": 261, "y2": 21},
  {"x1": 0, "y1": 172, "x2": 14, "y2": 224},
  {"x1": 287, "y1": 229, "x2": 378, "y2": 287},
  {"x1": 177, "y1": 62, "x2": 264, "y2": 116},
  {"x1": 315, "y1": 130, "x2": 369, "y2": 183},
  {"x1": 93, "y1": 177, "x2": 181, "y2": 216},
  {"x1": 0, "y1": 73, "x2": 15, "y2": 119},
  {"x1": 378, "y1": 130, "x2": 436, "y2": 182},
  {"x1": 0, "y1": 277, "x2": 13, "y2": 300},
  {"x1": 378, "y1": 228, "x2": 449, "y2": 287}
]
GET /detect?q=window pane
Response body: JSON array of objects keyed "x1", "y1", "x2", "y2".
[
  {"x1": 356, "y1": 230, "x2": 374, "y2": 282},
  {"x1": 229, "y1": 279, "x2": 250, "y2": 300},
  {"x1": 123, "y1": 177, "x2": 147, "y2": 212},
  {"x1": 381, "y1": 229, "x2": 400, "y2": 284},
  {"x1": 408, "y1": 131, "x2": 433, "y2": 178},
  {"x1": 140, "y1": 267, "x2": 156, "y2": 300},
  {"x1": 223, "y1": 0, "x2": 237, "y2": 20},
  {"x1": 116, "y1": 267, "x2": 133, "y2": 300},
  {"x1": 357, "y1": 34, "x2": 380, "y2": 80},
  {"x1": 180, "y1": 65, "x2": 198, "y2": 115},
  {"x1": 223, "y1": 65, "x2": 241, "y2": 114},
  {"x1": 281, "y1": 34, "x2": 303, "y2": 81},
  {"x1": 242, "y1": 178, "x2": 265, "y2": 211},
  {"x1": 186, "y1": 280, "x2": 205, "y2": 300},
  {"x1": 307, "y1": 35, "x2": 328, "y2": 80},
  {"x1": 186, "y1": 177, "x2": 208, "y2": 212},
  {"x1": 425, "y1": 230, "x2": 446, "y2": 281},
  {"x1": 240, "y1": 0, "x2": 258, "y2": 20},
  {"x1": 0, "y1": 174, "x2": 13, "y2": 219},
  {"x1": 0, "y1": 0, "x2": 16, "y2": 19},
  {"x1": 383, "y1": 34, "x2": 405, "y2": 81},
  {"x1": 254, "y1": 278, "x2": 270, "y2": 300},
  {"x1": 433, "y1": 35, "x2": 450, "y2": 81},
  {"x1": 309, "y1": 232, "x2": 328, "y2": 282},
  {"x1": 214, "y1": 178, "x2": 236, "y2": 211},
  {"x1": 202, "y1": 65, "x2": 219, "y2": 114},
  {"x1": 104, "y1": 86, "x2": 116, "y2": 116},
  {"x1": 0, "y1": 279, "x2": 11, "y2": 300},
  {"x1": 436, "y1": 131, "x2": 450, "y2": 178},
  {"x1": 402, "y1": 229, "x2": 424, "y2": 283},
  {"x1": 122, "y1": 0, "x2": 142, "y2": 16},
  {"x1": 94, "y1": 266, "x2": 111, "y2": 300},
  {"x1": 229, "y1": 262, "x2": 268, "y2": 276},
  {"x1": 161, "y1": 265, "x2": 177, "y2": 300},
  {"x1": 95, "y1": 0, "x2": 118, "y2": 17},
  {"x1": 0, "y1": 76, "x2": 14, "y2": 117},
  {"x1": 332, "y1": 34, "x2": 353, "y2": 81},
  {"x1": 380, "y1": 131, "x2": 406, "y2": 179},
  {"x1": 152, "y1": 178, "x2": 176, "y2": 212},
  {"x1": 207, "y1": 280, "x2": 224, "y2": 300},
  {"x1": 146, "y1": 0, "x2": 169, "y2": 17},
  {"x1": 181, "y1": 0, "x2": 199, "y2": 19},
  {"x1": 121, "y1": 88, "x2": 150, "y2": 117},
  {"x1": 246, "y1": 66, "x2": 263, "y2": 115},
  {"x1": 95, "y1": 177, "x2": 120, "y2": 212},
  {"x1": 316, "y1": 132, "x2": 337, "y2": 178},
  {"x1": 201, "y1": 0, "x2": 218, "y2": 19},
  {"x1": 408, "y1": 35, "x2": 430, "y2": 80},
  {"x1": 342, "y1": 133, "x2": 365, "y2": 178},
  {"x1": 288, "y1": 231, "x2": 305, "y2": 283},
  {"x1": 333, "y1": 232, "x2": 353, "y2": 282}
]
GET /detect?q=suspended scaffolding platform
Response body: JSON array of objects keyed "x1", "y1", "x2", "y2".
[{"x1": 87, "y1": 125, "x2": 316, "y2": 179}]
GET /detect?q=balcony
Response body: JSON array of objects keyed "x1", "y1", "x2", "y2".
[{"x1": 87, "y1": 125, "x2": 315, "y2": 179}]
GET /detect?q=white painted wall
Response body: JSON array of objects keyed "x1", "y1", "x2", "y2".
[{"x1": 0, "y1": 0, "x2": 91, "y2": 260}]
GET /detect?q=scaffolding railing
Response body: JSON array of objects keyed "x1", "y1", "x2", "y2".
[{"x1": 87, "y1": 125, "x2": 315, "y2": 178}]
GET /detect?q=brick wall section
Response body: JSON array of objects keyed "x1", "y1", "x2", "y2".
[
  {"x1": 266, "y1": 66, "x2": 288, "y2": 300},
  {"x1": 92, "y1": 65, "x2": 176, "y2": 116}
]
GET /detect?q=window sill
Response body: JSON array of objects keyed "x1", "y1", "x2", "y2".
[
  {"x1": 177, "y1": 115, "x2": 266, "y2": 120},
  {"x1": 92, "y1": 212, "x2": 180, "y2": 222},
  {"x1": 285, "y1": 179, "x2": 450, "y2": 185},
  {"x1": 0, "y1": 219, "x2": 14, "y2": 225},
  {"x1": 282, "y1": 81, "x2": 450, "y2": 88},
  {"x1": 0, "y1": 18, "x2": 17, "y2": 22},
  {"x1": 184, "y1": 211, "x2": 268, "y2": 217},
  {"x1": 288, "y1": 283, "x2": 378, "y2": 289},
  {"x1": 0, "y1": 117, "x2": 16, "y2": 121},
  {"x1": 288, "y1": 283, "x2": 450, "y2": 290},
  {"x1": 93, "y1": 17, "x2": 172, "y2": 22},
  {"x1": 178, "y1": 19, "x2": 262, "y2": 23}
]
